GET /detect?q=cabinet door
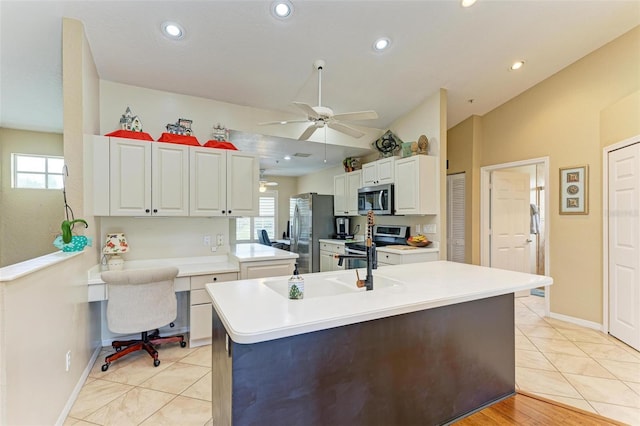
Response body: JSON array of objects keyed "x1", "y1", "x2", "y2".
[
  {"x1": 190, "y1": 303, "x2": 212, "y2": 344},
  {"x1": 395, "y1": 155, "x2": 438, "y2": 215},
  {"x1": 334, "y1": 174, "x2": 348, "y2": 215},
  {"x1": 320, "y1": 251, "x2": 334, "y2": 272},
  {"x1": 377, "y1": 157, "x2": 395, "y2": 184},
  {"x1": 152, "y1": 142, "x2": 189, "y2": 216},
  {"x1": 227, "y1": 151, "x2": 259, "y2": 216},
  {"x1": 362, "y1": 163, "x2": 378, "y2": 186},
  {"x1": 109, "y1": 138, "x2": 151, "y2": 216},
  {"x1": 240, "y1": 260, "x2": 295, "y2": 279},
  {"x1": 190, "y1": 147, "x2": 227, "y2": 216},
  {"x1": 346, "y1": 170, "x2": 362, "y2": 215}
]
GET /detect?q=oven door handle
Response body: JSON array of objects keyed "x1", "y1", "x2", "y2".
[{"x1": 378, "y1": 190, "x2": 384, "y2": 211}]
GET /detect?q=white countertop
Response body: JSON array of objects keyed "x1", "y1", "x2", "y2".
[
  {"x1": 0, "y1": 251, "x2": 84, "y2": 282},
  {"x1": 229, "y1": 243, "x2": 299, "y2": 262},
  {"x1": 376, "y1": 245, "x2": 439, "y2": 255},
  {"x1": 88, "y1": 255, "x2": 239, "y2": 284},
  {"x1": 207, "y1": 261, "x2": 552, "y2": 344},
  {"x1": 318, "y1": 237, "x2": 364, "y2": 245}
]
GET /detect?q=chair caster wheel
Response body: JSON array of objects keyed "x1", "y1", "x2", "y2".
[
  {"x1": 115, "y1": 346, "x2": 122, "y2": 352},
  {"x1": 101, "y1": 363, "x2": 110, "y2": 372},
  {"x1": 170, "y1": 322, "x2": 175, "y2": 328},
  {"x1": 180, "y1": 341, "x2": 187, "y2": 348},
  {"x1": 154, "y1": 359, "x2": 160, "y2": 367}
]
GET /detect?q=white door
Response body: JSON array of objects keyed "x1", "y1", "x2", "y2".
[
  {"x1": 490, "y1": 171, "x2": 531, "y2": 275},
  {"x1": 346, "y1": 170, "x2": 363, "y2": 215},
  {"x1": 226, "y1": 151, "x2": 259, "y2": 216},
  {"x1": 190, "y1": 147, "x2": 227, "y2": 216},
  {"x1": 109, "y1": 138, "x2": 151, "y2": 216},
  {"x1": 609, "y1": 143, "x2": 640, "y2": 350},
  {"x1": 447, "y1": 173, "x2": 465, "y2": 263}
]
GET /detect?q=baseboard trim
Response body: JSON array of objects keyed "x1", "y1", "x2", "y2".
[
  {"x1": 548, "y1": 312, "x2": 603, "y2": 332},
  {"x1": 55, "y1": 345, "x2": 102, "y2": 426}
]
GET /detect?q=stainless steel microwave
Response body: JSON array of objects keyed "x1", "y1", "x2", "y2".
[{"x1": 357, "y1": 184, "x2": 394, "y2": 215}]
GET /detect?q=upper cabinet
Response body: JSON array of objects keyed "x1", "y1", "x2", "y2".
[
  {"x1": 190, "y1": 147, "x2": 259, "y2": 217},
  {"x1": 110, "y1": 138, "x2": 189, "y2": 216},
  {"x1": 89, "y1": 135, "x2": 258, "y2": 217},
  {"x1": 394, "y1": 155, "x2": 438, "y2": 215},
  {"x1": 333, "y1": 170, "x2": 362, "y2": 216},
  {"x1": 362, "y1": 157, "x2": 395, "y2": 186}
]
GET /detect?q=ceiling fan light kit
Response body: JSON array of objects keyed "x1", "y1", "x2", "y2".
[{"x1": 260, "y1": 59, "x2": 378, "y2": 141}]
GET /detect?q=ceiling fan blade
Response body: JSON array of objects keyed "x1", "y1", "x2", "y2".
[
  {"x1": 299, "y1": 124, "x2": 320, "y2": 140},
  {"x1": 328, "y1": 122, "x2": 365, "y2": 138},
  {"x1": 292, "y1": 102, "x2": 320, "y2": 119},
  {"x1": 332, "y1": 110, "x2": 378, "y2": 121},
  {"x1": 259, "y1": 119, "x2": 310, "y2": 125}
]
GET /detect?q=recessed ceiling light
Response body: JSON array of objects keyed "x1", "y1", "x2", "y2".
[
  {"x1": 161, "y1": 21, "x2": 184, "y2": 39},
  {"x1": 284, "y1": 155, "x2": 291, "y2": 160},
  {"x1": 373, "y1": 37, "x2": 391, "y2": 52},
  {"x1": 510, "y1": 60, "x2": 525, "y2": 71},
  {"x1": 271, "y1": 1, "x2": 293, "y2": 19},
  {"x1": 461, "y1": 0, "x2": 477, "y2": 7}
]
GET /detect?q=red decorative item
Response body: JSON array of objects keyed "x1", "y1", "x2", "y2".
[
  {"x1": 157, "y1": 133, "x2": 200, "y2": 146},
  {"x1": 105, "y1": 129, "x2": 154, "y2": 141},
  {"x1": 203, "y1": 140, "x2": 238, "y2": 150}
]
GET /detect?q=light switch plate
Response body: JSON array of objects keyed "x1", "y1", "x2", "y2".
[{"x1": 424, "y1": 224, "x2": 437, "y2": 234}]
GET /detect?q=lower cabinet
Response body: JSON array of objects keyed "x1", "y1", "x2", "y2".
[
  {"x1": 319, "y1": 241, "x2": 345, "y2": 272},
  {"x1": 189, "y1": 272, "x2": 238, "y2": 347},
  {"x1": 377, "y1": 250, "x2": 439, "y2": 267},
  {"x1": 239, "y1": 259, "x2": 296, "y2": 280}
]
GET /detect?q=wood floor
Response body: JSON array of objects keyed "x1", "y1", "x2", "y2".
[{"x1": 455, "y1": 391, "x2": 626, "y2": 425}]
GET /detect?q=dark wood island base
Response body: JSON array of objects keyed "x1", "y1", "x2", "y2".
[{"x1": 211, "y1": 293, "x2": 515, "y2": 425}]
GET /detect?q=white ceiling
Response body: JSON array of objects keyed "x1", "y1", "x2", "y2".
[{"x1": 1, "y1": 1, "x2": 639, "y2": 175}]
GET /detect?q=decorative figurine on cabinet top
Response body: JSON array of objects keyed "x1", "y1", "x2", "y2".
[
  {"x1": 119, "y1": 106, "x2": 143, "y2": 132},
  {"x1": 417, "y1": 134, "x2": 429, "y2": 155},
  {"x1": 373, "y1": 130, "x2": 402, "y2": 158},
  {"x1": 166, "y1": 118, "x2": 193, "y2": 136},
  {"x1": 211, "y1": 123, "x2": 230, "y2": 141}
]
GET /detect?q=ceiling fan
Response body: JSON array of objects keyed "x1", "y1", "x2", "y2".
[
  {"x1": 259, "y1": 169, "x2": 278, "y2": 192},
  {"x1": 261, "y1": 59, "x2": 378, "y2": 141}
]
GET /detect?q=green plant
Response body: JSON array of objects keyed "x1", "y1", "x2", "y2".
[{"x1": 61, "y1": 219, "x2": 88, "y2": 244}]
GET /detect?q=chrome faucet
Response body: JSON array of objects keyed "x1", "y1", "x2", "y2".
[{"x1": 336, "y1": 211, "x2": 377, "y2": 291}]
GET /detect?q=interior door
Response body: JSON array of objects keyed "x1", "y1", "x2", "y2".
[
  {"x1": 609, "y1": 143, "x2": 640, "y2": 350},
  {"x1": 490, "y1": 171, "x2": 531, "y2": 276}
]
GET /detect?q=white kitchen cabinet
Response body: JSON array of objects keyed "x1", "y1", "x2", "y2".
[
  {"x1": 362, "y1": 157, "x2": 395, "y2": 186},
  {"x1": 333, "y1": 170, "x2": 362, "y2": 216},
  {"x1": 189, "y1": 272, "x2": 238, "y2": 347},
  {"x1": 239, "y1": 259, "x2": 296, "y2": 280},
  {"x1": 394, "y1": 155, "x2": 438, "y2": 215},
  {"x1": 190, "y1": 147, "x2": 259, "y2": 217},
  {"x1": 109, "y1": 138, "x2": 189, "y2": 216},
  {"x1": 319, "y1": 241, "x2": 345, "y2": 272},
  {"x1": 376, "y1": 249, "x2": 439, "y2": 266}
]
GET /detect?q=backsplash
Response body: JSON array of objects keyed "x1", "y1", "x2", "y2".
[{"x1": 99, "y1": 217, "x2": 229, "y2": 261}]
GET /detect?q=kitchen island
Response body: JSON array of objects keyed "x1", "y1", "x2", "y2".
[{"x1": 206, "y1": 261, "x2": 552, "y2": 425}]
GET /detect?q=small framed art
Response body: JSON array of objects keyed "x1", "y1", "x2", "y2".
[{"x1": 559, "y1": 165, "x2": 588, "y2": 215}]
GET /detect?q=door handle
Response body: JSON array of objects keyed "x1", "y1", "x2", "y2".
[{"x1": 526, "y1": 239, "x2": 533, "y2": 243}]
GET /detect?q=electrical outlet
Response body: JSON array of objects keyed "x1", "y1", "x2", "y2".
[
  {"x1": 211, "y1": 246, "x2": 217, "y2": 252},
  {"x1": 216, "y1": 234, "x2": 224, "y2": 246},
  {"x1": 415, "y1": 224, "x2": 421, "y2": 234},
  {"x1": 65, "y1": 350, "x2": 71, "y2": 372},
  {"x1": 424, "y1": 224, "x2": 437, "y2": 234},
  {"x1": 203, "y1": 235, "x2": 211, "y2": 246}
]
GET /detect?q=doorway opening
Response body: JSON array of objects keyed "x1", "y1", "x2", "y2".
[{"x1": 480, "y1": 157, "x2": 550, "y2": 315}]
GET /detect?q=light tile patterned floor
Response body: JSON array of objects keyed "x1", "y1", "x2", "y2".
[{"x1": 64, "y1": 295, "x2": 640, "y2": 425}]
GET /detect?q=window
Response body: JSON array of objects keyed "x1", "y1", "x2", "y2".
[
  {"x1": 11, "y1": 153, "x2": 64, "y2": 189},
  {"x1": 236, "y1": 191, "x2": 278, "y2": 242}
]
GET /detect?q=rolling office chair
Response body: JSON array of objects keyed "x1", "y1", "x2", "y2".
[
  {"x1": 259, "y1": 229, "x2": 286, "y2": 249},
  {"x1": 100, "y1": 266, "x2": 186, "y2": 371}
]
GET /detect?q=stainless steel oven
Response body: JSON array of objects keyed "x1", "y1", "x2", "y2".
[{"x1": 343, "y1": 246, "x2": 368, "y2": 270}]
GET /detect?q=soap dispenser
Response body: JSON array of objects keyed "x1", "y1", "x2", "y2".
[{"x1": 288, "y1": 263, "x2": 304, "y2": 300}]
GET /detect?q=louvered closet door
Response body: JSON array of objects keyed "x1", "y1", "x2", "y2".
[{"x1": 447, "y1": 173, "x2": 466, "y2": 263}]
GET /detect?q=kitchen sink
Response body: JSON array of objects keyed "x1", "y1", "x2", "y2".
[{"x1": 261, "y1": 272, "x2": 403, "y2": 299}]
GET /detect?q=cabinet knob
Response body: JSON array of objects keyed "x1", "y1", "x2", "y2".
[
  {"x1": 145, "y1": 209, "x2": 150, "y2": 213},
  {"x1": 222, "y1": 210, "x2": 226, "y2": 214},
  {"x1": 153, "y1": 209, "x2": 158, "y2": 213},
  {"x1": 213, "y1": 277, "x2": 217, "y2": 281},
  {"x1": 228, "y1": 210, "x2": 232, "y2": 214}
]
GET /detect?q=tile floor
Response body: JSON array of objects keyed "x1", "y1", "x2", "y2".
[{"x1": 64, "y1": 295, "x2": 640, "y2": 425}]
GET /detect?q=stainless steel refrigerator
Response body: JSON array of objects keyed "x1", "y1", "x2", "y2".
[{"x1": 290, "y1": 193, "x2": 334, "y2": 274}]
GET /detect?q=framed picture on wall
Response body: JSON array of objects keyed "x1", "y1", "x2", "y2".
[{"x1": 559, "y1": 165, "x2": 588, "y2": 215}]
